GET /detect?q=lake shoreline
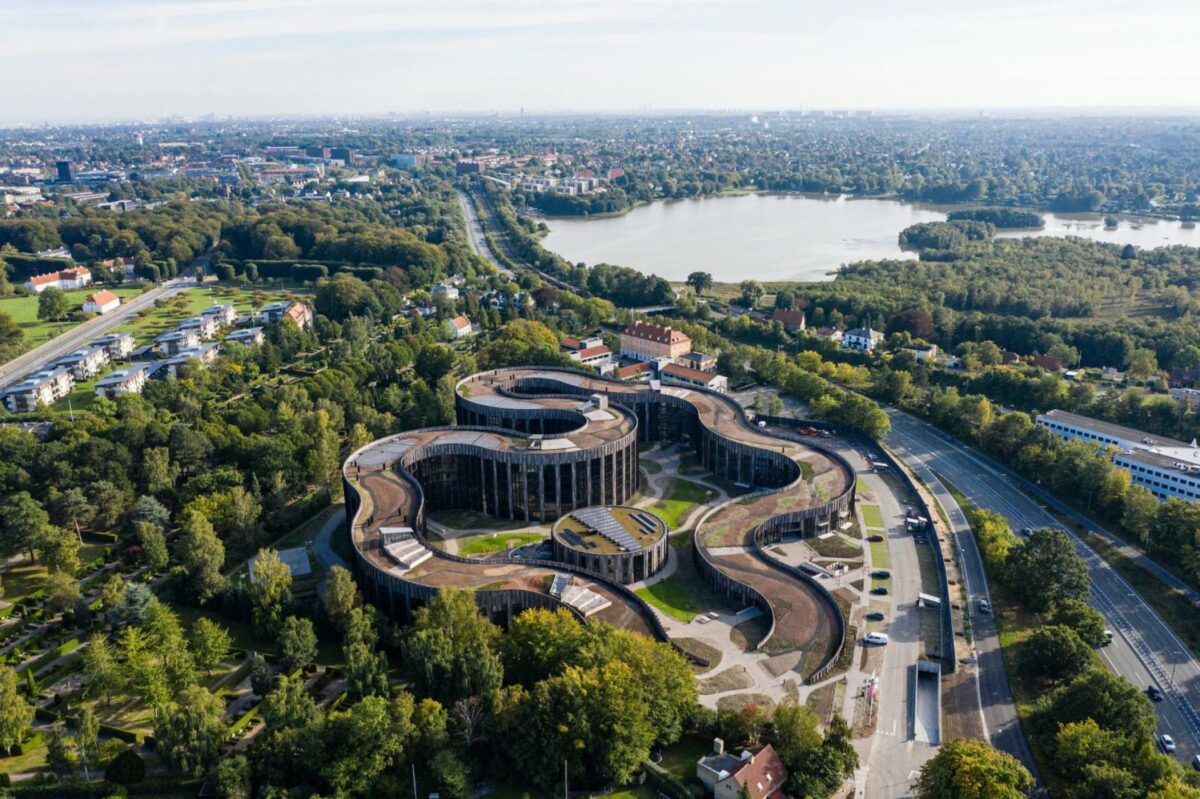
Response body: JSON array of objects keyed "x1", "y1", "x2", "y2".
[{"x1": 539, "y1": 193, "x2": 1200, "y2": 284}]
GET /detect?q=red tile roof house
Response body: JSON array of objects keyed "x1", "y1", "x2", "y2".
[
  {"x1": 445, "y1": 315, "x2": 474, "y2": 339},
  {"x1": 83, "y1": 289, "x2": 120, "y2": 314},
  {"x1": 25, "y1": 267, "x2": 92, "y2": 294},
  {"x1": 619, "y1": 321, "x2": 692, "y2": 361},
  {"x1": 696, "y1": 740, "x2": 787, "y2": 799},
  {"x1": 771, "y1": 309, "x2": 807, "y2": 332}
]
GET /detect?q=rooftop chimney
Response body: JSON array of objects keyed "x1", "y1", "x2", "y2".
[{"x1": 713, "y1": 737, "x2": 724, "y2": 756}]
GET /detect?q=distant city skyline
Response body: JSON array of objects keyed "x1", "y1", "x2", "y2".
[{"x1": 3, "y1": 0, "x2": 1197, "y2": 124}]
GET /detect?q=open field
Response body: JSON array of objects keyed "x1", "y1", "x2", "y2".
[{"x1": 0, "y1": 286, "x2": 147, "y2": 353}]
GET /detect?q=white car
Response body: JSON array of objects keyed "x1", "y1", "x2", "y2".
[
  {"x1": 1160, "y1": 734, "x2": 1176, "y2": 753},
  {"x1": 978, "y1": 599, "x2": 991, "y2": 614},
  {"x1": 864, "y1": 632, "x2": 889, "y2": 646}
]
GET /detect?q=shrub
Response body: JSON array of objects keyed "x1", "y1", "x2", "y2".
[{"x1": 104, "y1": 747, "x2": 146, "y2": 786}]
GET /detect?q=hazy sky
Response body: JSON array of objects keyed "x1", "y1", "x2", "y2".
[{"x1": 3, "y1": 0, "x2": 1198, "y2": 123}]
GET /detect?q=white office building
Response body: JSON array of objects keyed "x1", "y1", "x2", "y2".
[{"x1": 1035, "y1": 409, "x2": 1200, "y2": 502}]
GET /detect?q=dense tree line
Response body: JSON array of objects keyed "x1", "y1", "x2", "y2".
[{"x1": 964, "y1": 511, "x2": 1200, "y2": 798}]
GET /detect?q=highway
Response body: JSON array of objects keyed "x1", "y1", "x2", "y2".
[
  {"x1": 456, "y1": 189, "x2": 512, "y2": 277},
  {"x1": 885, "y1": 424, "x2": 1038, "y2": 778},
  {"x1": 887, "y1": 409, "x2": 1200, "y2": 764},
  {"x1": 0, "y1": 278, "x2": 195, "y2": 392}
]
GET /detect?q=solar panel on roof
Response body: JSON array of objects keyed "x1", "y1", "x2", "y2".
[{"x1": 572, "y1": 507, "x2": 639, "y2": 551}]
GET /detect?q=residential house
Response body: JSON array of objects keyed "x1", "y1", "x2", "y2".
[
  {"x1": 161, "y1": 343, "x2": 220, "y2": 379},
  {"x1": 178, "y1": 315, "x2": 220, "y2": 340},
  {"x1": 94, "y1": 367, "x2": 148, "y2": 400},
  {"x1": 91, "y1": 332, "x2": 135, "y2": 360},
  {"x1": 903, "y1": 344, "x2": 939, "y2": 364},
  {"x1": 771, "y1": 309, "x2": 807, "y2": 332},
  {"x1": 1170, "y1": 366, "x2": 1200, "y2": 387},
  {"x1": 82, "y1": 289, "x2": 120, "y2": 315},
  {"x1": 696, "y1": 740, "x2": 787, "y2": 799},
  {"x1": 815, "y1": 327, "x2": 844, "y2": 344},
  {"x1": 201, "y1": 304, "x2": 238, "y2": 326},
  {"x1": 225, "y1": 327, "x2": 265, "y2": 347},
  {"x1": 29, "y1": 368, "x2": 75, "y2": 399},
  {"x1": 156, "y1": 329, "x2": 202, "y2": 356},
  {"x1": 258, "y1": 301, "x2": 313, "y2": 328},
  {"x1": 445, "y1": 315, "x2": 474, "y2": 339},
  {"x1": 619, "y1": 321, "x2": 692, "y2": 362},
  {"x1": 2, "y1": 376, "x2": 57, "y2": 413},
  {"x1": 24, "y1": 267, "x2": 92, "y2": 294},
  {"x1": 90, "y1": 328, "x2": 135, "y2": 357},
  {"x1": 677, "y1": 351, "x2": 718, "y2": 373},
  {"x1": 1031, "y1": 354, "x2": 1065, "y2": 372},
  {"x1": 841, "y1": 328, "x2": 883, "y2": 353},
  {"x1": 661, "y1": 363, "x2": 729, "y2": 393},
  {"x1": 98, "y1": 256, "x2": 137, "y2": 279},
  {"x1": 432, "y1": 282, "x2": 460, "y2": 301},
  {"x1": 53, "y1": 347, "x2": 110, "y2": 380}
]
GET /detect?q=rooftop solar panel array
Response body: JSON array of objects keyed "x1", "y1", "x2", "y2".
[{"x1": 572, "y1": 507, "x2": 639, "y2": 551}]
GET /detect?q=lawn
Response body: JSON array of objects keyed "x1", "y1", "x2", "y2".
[
  {"x1": 0, "y1": 286, "x2": 147, "y2": 356},
  {"x1": 457, "y1": 532, "x2": 544, "y2": 556},
  {"x1": 658, "y1": 734, "x2": 712, "y2": 781},
  {"x1": 868, "y1": 538, "x2": 891, "y2": 570},
  {"x1": 120, "y1": 286, "x2": 296, "y2": 344},
  {"x1": 860, "y1": 504, "x2": 885, "y2": 529},
  {"x1": 651, "y1": 478, "x2": 712, "y2": 528},
  {"x1": 636, "y1": 575, "x2": 703, "y2": 622},
  {"x1": 807, "y1": 535, "x2": 862, "y2": 560}
]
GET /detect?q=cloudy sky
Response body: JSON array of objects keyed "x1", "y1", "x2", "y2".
[{"x1": 3, "y1": 0, "x2": 1197, "y2": 123}]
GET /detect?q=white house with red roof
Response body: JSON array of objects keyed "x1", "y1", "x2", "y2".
[
  {"x1": 445, "y1": 315, "x2": 474, "y2": 339},
  {"x1": 697, "y1": 740, "x2": 787, "y2": 799},
  {"x1": 83, "y1": 289, "x2": 121, "y2": 315},
  {"x1": 25, "y1": 267, "x2": 92, "y2": 294}
]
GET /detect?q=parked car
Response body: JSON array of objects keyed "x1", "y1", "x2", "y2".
[
  {"x1": 978, "y1": 599, "x2": 991, "y2": 614},
  {"x1": 868, "y1": 535, "x2": 884, "y2": 543},
  {"x1": 1160, "y1": 734, "x2": 1176, "y2": 753},
  {"x1": 1147, "y1": 685, "x2": 1165, "y2": 702},
  {"x1": 870, "y1": 570, "x2": 891, "y2": 579},
  {"x1": 864, "y1": 632, "x2": 889, "y2": 646},
  {"x1": 871, "y1": 586, "x2": 889, "y2": 596},
  {"x1": 865, "y1": 611, "x2": 886, "y2": 621}
]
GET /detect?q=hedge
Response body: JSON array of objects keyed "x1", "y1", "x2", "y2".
[
  {"x1": 99, "y1": 723, "x2": 140, "y2": 744},
  {"x1": 644, "y1": 760, "x2": 692, "y2": 799}
]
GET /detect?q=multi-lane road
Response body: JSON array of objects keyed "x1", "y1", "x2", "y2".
[
  {"x1": 887, "y1": 409, "x2": 1200, "y2": 763},
  {"x1": 0, "y1": 277, "x2": 195, "y2": 392},
  {"x1": 886, "y1": 419, "x2": 1038, "y2": 778}
]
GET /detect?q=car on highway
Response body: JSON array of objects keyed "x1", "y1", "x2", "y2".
[
  {"x1": 1159, "y1": 734, "x2": 1176, "y2": 754},
  {"x1": 870, "y1": 586, "x2": 889, "y2": 596},
  {"x1": 1147, "y1": 685, "x2": 1165, "y2": 702},
  {"x1": 870, "y1": 570, "x2": 891, "y2": 579},
  {"x1": 865, "y1": 611, "x2": 886, "y2": 621},
  {"x1": 1192, "y1": 754, "x2": 1200, "y2": 771},
  {"x1": 978, "y1": 599, "x2": 991, "y2": 614},
  {"x1": 864, "y1": 632, "x2": 889, "y2": 646}
]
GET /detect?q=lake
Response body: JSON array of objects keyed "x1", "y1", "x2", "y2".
[{"x1": 540, "y1": 193, "x2": 1200, "y2": 283}]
